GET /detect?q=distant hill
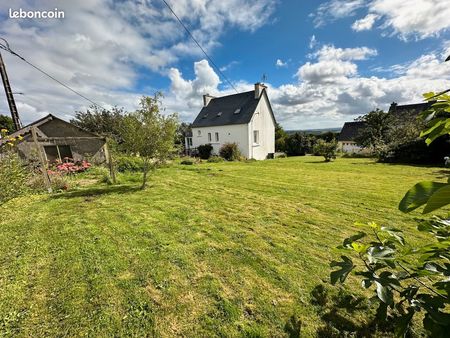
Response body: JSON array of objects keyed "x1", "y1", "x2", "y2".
[{"x1": 285, "y1": 127, "x2": 341, "y2": 135}]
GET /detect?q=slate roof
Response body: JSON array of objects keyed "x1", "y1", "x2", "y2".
[
  {"x1": 338, "y1": 121, "x2": 367, "y2": 141},
  {"x1": 388, "y1": 101, "x2": 434, "y2": 118},
  {"x1": 0, "y1": 114, "x2": 101, "y2": 146},
  {"x1": 192, "y1": 90, "x2": 261, "y2": 127}
]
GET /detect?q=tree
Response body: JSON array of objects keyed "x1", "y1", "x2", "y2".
[
  {"x1": 330, "y1": 92, "x2": 450, "y2": 337},
  {"x1": 275, "y1": 122, "x2": 288, "y2": 152},
  {"x1": 313, "y1": 139, "x2": 337, "y2": 162},
  {"x1": 284, "y1": 132, "x2": 312, "y2": 156},
  {"x1": 120, "y1": 94, "x2": 178, "y2": 189},
  {"x1": 0, "y1": 114, "x2": 14, "y2": 133},
  {"x1": 71, "y1": 106, "x2": 126, "y2": 143},
  {"x1": 175, "y1": 122, "x2": 192, "y2": 152},
  {"x1": 354, "y1": 109, "x2": 392, "y2": 155}
]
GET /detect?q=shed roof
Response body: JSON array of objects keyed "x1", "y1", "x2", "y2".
[
  {"x1": 192, "y1": 90, "x2": 261, "y2": 127},
  {"x1": 338, "y1": 121, "x2": 367, "y2": 141},
  {"x1": 0, "y1": 114, "x2": 102, "y2": 146}
]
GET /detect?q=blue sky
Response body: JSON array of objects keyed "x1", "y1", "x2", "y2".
[{"x1": 1, "y1": 0, "x2": 450, "y2": 129}]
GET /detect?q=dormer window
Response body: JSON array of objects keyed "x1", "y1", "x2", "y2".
[
  {"x1": 217, "y1": 112, "x2": 222, "y2": 117},
  {"x1": 233, "y1": 108, "x2": 241, "y2": 114},
  {"x1": 202, "y1": 113, "x2": 208, "y2": 119}
]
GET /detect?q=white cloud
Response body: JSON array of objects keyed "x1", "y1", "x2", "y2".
[
  {"x1": 314, "y1": 45, "x2": 378, "y2": 61},
  {"x1": 311, "y1": 0, "x2": 366, "y2": 27},
  {"x1": 270, "y1": 43, "x2": 450, "y2": 129},
  {"x1": 369, "y1": 0, "x2": 450, "y2": 39},
  {"x1": 309, "y1": 35, "x2": 317, "y2": 49},
  {"x1": 276, "y1": 59, "x2": 287, "y2": 67},
  {"x1": 351, "y1": 13, "x2": 378, "y2": 31},
  {"x1": 297, "y1": 61, "x2": 357, "y2": 83},
  {"x1": 0, "y1": 0, "x2": 277, "y2": 124},
  {"x1": 313, "y1": 0, "x2": 450, "y2": 40}
]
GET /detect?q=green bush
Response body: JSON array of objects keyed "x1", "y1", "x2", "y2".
[
  {"x1": 207, "y1": 156, "x2": 223, "y2": 163},
  {"x1": 180, "y1": 158, "x2": 194, "y2": 165},
  {"x1": 116, "y1": 156, "x2": 144, "y2": 172},
  {"x1": 219, "y1": 143, "x2": 241, "y2": 161},
  {"x1": 0, "y1": 152, "x2": 29, "y2": 203},
  {"x1": 197, "y1": 144, "x2": 213, "y2": 159},
  {"x1": 313, "y1": 139, "x2": 337, "y2": 162}
]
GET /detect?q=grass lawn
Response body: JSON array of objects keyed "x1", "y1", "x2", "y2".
[{"x1": 0, "y1": 156, "x2": 447, "y2": 337}]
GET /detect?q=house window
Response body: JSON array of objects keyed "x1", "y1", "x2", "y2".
[
  {"x1": 44, "y1": 145, "x2": 73, "y2": 163},
  {"x1": 187, "y1": 137, "x2": 193, "y2": 147},
  {"x1": 198, "y1": 130, "x2": 201, "y2": 136},
  {"x1": 208, "y1": 133, "x2": 212, "y2": 142},
  {"x1": 215, "y1": 132, "x2": 219, "y2": 142},
  {"x1": 253, "y1": 130, "x2": 259, "y2": 144}
]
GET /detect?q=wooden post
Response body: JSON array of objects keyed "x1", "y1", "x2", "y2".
[
  {"x1": 31, "y1": 126, "x2": 52, "y2": 193},
  {"x1": 104, "y1": 142, "x2": 116, "y2": 184}
]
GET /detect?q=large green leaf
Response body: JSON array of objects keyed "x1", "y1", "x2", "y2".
[
  {"x1": 423, "y1": 184, "x2": 450, "y2": 214},
  {"x1": 399, "y1": 181, "x2": 447, "y2": 213},
  {"x1": 330, "y1": 255, "x2": 354, "y2": 285}
]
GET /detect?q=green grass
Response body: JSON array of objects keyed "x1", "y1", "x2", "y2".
[{"x1": 0, "y1": 156, "x2": 447, "y2": 337}]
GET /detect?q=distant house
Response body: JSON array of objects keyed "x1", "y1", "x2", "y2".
[
  {"x1": 388, "y1": 101, "x2": 434, "y2": 120},
  {"x1": 337, "y1": 121, "x2": 367, "y2": 153},
  {"x1": 0, "y1": 114, "x2": 107, "y2": 164},
  {"x1": 189, "y1": 83, "x2": 276, "y2": 160}
]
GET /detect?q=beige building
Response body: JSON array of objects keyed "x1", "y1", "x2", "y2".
[{"x1": 188, "y1": 83, "x2": 276, "y2": 160}]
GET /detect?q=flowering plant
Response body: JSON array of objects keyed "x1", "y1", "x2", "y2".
[{"x1": 48, "y1": 158, "x2": 91, "y2": 175}]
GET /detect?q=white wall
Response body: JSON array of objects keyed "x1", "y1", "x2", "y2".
[
  {"x1": 338, "y1": 141, "x2": 364, "y2": 153},
  {"x1": 249, "y1": 93, "x2": 275, "y2": 160},
  {"x1": 191, "y1": 124, "x2": 250, "y2": 158}
]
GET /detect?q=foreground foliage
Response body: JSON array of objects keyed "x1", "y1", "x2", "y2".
[{"x1": 331, "y1": 92, "x2": 450, "y2": 337}]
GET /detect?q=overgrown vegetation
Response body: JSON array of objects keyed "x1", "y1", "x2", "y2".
[{"x1": 219, "y1": 142, "x2": 241, "y2": 161}]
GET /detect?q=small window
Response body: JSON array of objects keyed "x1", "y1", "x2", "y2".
[
  {"x1": 188, "y1": 138, "x2": 193, "y2": 146},
  {"x1": 217, "y1": 112, "x2": 222, "y2": 117},
  {"x1": 208, "y1": 133, "x2": 212, "y2": 142},
  {"x1": 202, "y1": 113, "x2": 208, "y2": 119},
  {"x1": 44, "y1": 145, "x2": 73, "y2": 163},
  {"x1": 198, "y1": 130, "x2": 201, "y2": 136},
  {"x1": 233, "y1": 108, "x2": 241, "y2": 114},
  {"x1": 253, "y1": 130, "x2": 259, "y2": 144},
  {"x1": 215, "y1": 132, "x2": 219, "y2": 142}
]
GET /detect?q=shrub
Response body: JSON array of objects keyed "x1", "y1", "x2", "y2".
[
  {"x1": 274, "y1": 152, "x2": 287, "y2": 158},
  {"x1": 197, "y1": 144, "x2": 213, "y2": 159},
  {"x1": 0, "y1": 152, "x2": 29, "y2": 203},
  {"x1": 207, "y1": 156, "x2": 223, "y2": 163},
  {"x1": 116, "y1": 156, "x2": 144, "y2": 172},
  {"x1": 313, "y1": 139, "x2": 337, "y2": 162},
  {"x1": 180, "y1": 158, "x2": 194, "y2": 165},
  {"x1": 219, "y1": 143, "x2": 241, "y2": 161}
]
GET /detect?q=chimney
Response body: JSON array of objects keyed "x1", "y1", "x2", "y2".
[
  {"x1": 254, "y1": 82, "x2": 267, "y2": 99},
  {"x1": 203, "y1": 94, "x2": 214, "y2": 107}
]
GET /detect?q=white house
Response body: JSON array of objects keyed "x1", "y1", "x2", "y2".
[
  {"x1": 337, "y1": 121, "x2": 366, "y2": 153},
  {"x1": 187, "y1": 83, "x2": 276, "y2": 160}
]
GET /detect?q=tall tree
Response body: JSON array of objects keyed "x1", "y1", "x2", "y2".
[
  {"x1": 120, "y1": 94, "x2": 178, "y2": 189},
  {"x1": 275, "y1": 122, "x2": 287, "y2": 152},
  {"x1": 71, "y1": 106, "x2": 126, "y2": 142},
  {"x1": 354, "y1": 109, "x2": 392, "y2": 155}
]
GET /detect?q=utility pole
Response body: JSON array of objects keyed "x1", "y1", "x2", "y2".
[{"x1": 0, "y1": 51, "x2": 22, "y2": 131}]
